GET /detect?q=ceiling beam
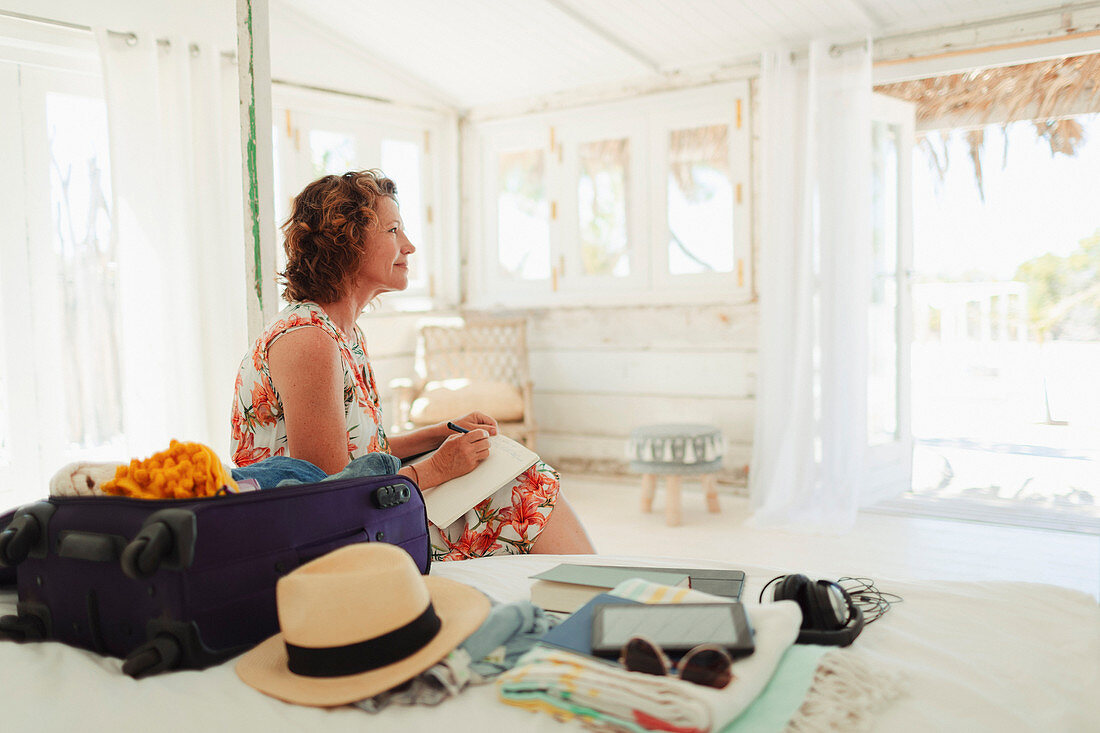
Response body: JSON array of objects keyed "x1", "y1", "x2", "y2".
[
  {"x1": 872, "y1": 2, "x2": 1100, "y2": 82},
  {"x1": 467, "y1": 58, "x2": 759, "y2": 123},
  {"x1": 540, "y1": 0, "x2": 662, "y2": 73}
]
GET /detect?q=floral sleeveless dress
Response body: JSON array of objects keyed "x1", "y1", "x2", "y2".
[{"x1": 230, "y1": 301, "x2": 560, "y2": 561}]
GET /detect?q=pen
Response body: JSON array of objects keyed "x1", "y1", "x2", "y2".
[{"x1": 446, "y1": 421, "x2": 470, "y2": 434}]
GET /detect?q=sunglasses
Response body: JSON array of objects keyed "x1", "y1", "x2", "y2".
[{"x1": 618, "y1": 636, "x2": 735, "y2": 689}]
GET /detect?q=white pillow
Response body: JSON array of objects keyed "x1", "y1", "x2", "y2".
[{"x1": 409, "y1": 378, "x2": 525, "y2": 425}]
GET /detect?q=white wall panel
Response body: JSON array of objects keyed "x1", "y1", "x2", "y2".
[
  {"x1": 532, "y1": 392, "x2": 755, "y2": 442},
  {"x1": 359, "y1": 312, "x2": 453, "y2": 358},
  {"x1": 363, "y1": 299, "x2": 760, "y2": 487},
  {"x1": 367, "y1": 354, "x2": 416, "y2": 400},
  {"x1": 527, "y1": 304, "x2": 760, "y2": 351},
  {"x1": 530, "y1": 349, "x2": 755, "y2": 399}
]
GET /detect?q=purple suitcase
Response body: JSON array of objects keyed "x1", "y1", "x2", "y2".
[{"x1": 0, "y1": 473, "x2": 429, "y2": 677}]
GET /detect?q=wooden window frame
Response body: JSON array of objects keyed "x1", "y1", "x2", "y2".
[
  {"x1": 470, "y1": 82, "x2": 752, "y2": 308},
  {"x1": 271, "y1": 86, "x2": 455, "y2": 311}
]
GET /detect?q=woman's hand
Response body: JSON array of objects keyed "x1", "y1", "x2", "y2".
[
  {"x1": 449, "y1": 411, "x2": 499, "y2": 436},
  {"x1": 388, "y1": 412, "x2": 497, "y2": 460},
  {"x1": 417, "y1": 430, "x2": 491, "y2": 488}
]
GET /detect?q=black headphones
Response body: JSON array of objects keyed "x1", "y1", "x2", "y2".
[{"x1": 762, "y1": 574, "x2": 865, "y2": 647}]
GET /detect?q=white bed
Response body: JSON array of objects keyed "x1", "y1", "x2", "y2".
[{"x1": 1, "y1": 553, "x2": 1097, "y2": 732}]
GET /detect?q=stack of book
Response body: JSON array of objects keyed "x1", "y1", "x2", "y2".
[{"x1": 529, "y1": 563, "x2": 745, "y2": 613}]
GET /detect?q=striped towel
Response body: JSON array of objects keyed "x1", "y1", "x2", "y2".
[{"x1": 498, "y1": 579, "x2": 803, "y2": 732}]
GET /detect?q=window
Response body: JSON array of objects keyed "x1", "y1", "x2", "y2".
[
  {"x1": 577, "y1": 138, "x2": 630, "y2": 277},
  {"x1": 869, "y1": 116, "x2": 901, "y2": 445},
  {"x1": 45, "y1": 90, "x2": 121, "y2": 448},
  {"x1": 966, "y1": 301, "x2": 982, "y2": 339},
  {"x1": 309, "y1": 129, "x2": 356, "y2": 175},
  {"x1": 0, "y1": 27, "x2": 122, "y2": 505},
  {"x1": 271, "y1": 87, "x2": 451, "y2": 308},
  {"x1": 381, "y1": 140, "x2": 424, "y2": 251},
  {"x1": 473, "y1": 83, "x2": 750, "y2": 307},
  {"x1": 497, "y1": 148, "x2": 550, "y2": 280},
  {"x1": 667, "y1": 125, "x2": 734, "y2": 275}
]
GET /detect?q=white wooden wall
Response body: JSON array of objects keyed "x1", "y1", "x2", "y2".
[
  {"x1": 361, "y1": 304, "x2": 758, "y2": 492},
  {"x1": 527, "y1": 304, "x2": 757, "y2": 486}
]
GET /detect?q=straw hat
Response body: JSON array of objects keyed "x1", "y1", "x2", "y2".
[{"x1": 236, "y1": 543, "x2": 490, "y2": 707}]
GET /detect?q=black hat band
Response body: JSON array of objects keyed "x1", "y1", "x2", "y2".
[{"x1": 285, "y1": 602, "x2": 442, "y2": 678}]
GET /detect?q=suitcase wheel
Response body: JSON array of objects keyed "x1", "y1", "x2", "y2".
[
  {"x1": 123, "y1": 634, "x2": 182, "y2": 678},
  {"x1": 0, "y1": 514, "x2": 42, "y2": 568},
  {"x1": 0, "y1": 613, "x2": 47, "y2": 642},
  {"x1": 120, "y1": 523, "x2": 173, "y2": 580}
]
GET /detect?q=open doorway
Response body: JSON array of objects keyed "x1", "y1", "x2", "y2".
[{"x1": 875, "y1": 55, "x2": 1100, "y2": 532}]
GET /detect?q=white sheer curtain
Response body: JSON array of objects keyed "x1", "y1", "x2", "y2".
[
  {"x1": 95, "y1": 29, "x2": 246, "y2": 458},
  {"x1": 749, "y1": 40, "x2": 873, "y2": 532}
]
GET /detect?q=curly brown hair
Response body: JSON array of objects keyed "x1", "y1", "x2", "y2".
[{"x1": 280, "y1": 170, "x2": 398, "y2": 303}]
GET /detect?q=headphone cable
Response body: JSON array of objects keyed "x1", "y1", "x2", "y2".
[{"x1": 759, "y1": 574, "x2": 902, "y2": 626}]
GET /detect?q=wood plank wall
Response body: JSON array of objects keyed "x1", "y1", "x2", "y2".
[
  {"x1": 361, "y1": 302, "x2": 758, "y2": 493},
  {"x1": 527, "y1": 303, "x2": 757, "y2": 488}
]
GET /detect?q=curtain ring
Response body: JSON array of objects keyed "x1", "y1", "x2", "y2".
[
  {"x1": 107, "y1": 29, "x2": 140, "y2": 47},
  {"x1": 189, "y1": 43, "x2": 201, "y2": 58},
  {"x1": 828, "y1": 44, "x2": 842, "y2": 58}
]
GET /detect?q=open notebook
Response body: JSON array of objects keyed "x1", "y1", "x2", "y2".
[{"x1": 409, "y1": 435, "x2": 539, "y2": 528}]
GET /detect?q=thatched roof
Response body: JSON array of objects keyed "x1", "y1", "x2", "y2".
[{"x1": 874, "y1": 53, "x2": 1100, "y2": 196}]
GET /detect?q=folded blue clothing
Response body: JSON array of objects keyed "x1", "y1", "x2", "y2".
[
  {"x1": 231, "y1": 452, "x2": 403, "y2": 490},
  {"x1": 463, "y1": 600, "x2": 556, "y2": 678},
  {"x1": 231, "y1": 456, "x2": 326, "y2": 489},
  {"x1": 321, "y1": 452, "x2": 402, "y2": 483},
  {"x1": 355, "y1": 600, "x2": 559, "y2": 713}
]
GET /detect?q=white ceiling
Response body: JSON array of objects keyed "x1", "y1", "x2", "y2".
[{"x1": 277, "y1": 0, "x2": 1078, "y2": 110}]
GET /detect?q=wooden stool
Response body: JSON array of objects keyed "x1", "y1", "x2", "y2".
[{"x1": 628, "y1": 424, "x2": 723, "y2": 526}]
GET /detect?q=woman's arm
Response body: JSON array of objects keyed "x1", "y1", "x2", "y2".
[
  {"x1": 267, "y1": 327, "x2": 349, "y2": 475},
  {"x1": 386, "y1": 424, "x2": 449, "y2": 461}
]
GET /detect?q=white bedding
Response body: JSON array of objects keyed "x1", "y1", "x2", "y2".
[{"x1": 1, "y1": 553, "x2": 1097, "y2": 732}]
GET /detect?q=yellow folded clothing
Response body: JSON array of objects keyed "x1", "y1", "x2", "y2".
[{"x1": 102, "y1": 440, "x2": 239, "y2": 499}]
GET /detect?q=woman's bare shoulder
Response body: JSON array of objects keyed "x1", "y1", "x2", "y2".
[{"x1": 267, "y1": 325, "x2": 341, "y2": 374}]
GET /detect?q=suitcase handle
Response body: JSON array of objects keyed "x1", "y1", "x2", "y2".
[
  {"x1": 57, "y1": 531, "x2": 127, "y2": 563},
  {"x1": 0, "y1": 613, "x2": 47, "y2": 641},
  {"x1": 120, "y1": 523, "x2": 173, "y2": 579},
  {"x1": 122, "y1": 634, "x2": 181, "y2": 678},
  {"x1": 119, "y1": 509, "x2": 196, "y2": 579},
  {"x1": 0, "y1": 514, "x2": 40, "y2": 567},
  {"x1": 0, "y1": 502, "x2": 56, "y2": 567}
]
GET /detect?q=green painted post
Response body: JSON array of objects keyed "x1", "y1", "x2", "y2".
[{"x1": 236, "y1": 0, "x2": 276, "y2": 341}]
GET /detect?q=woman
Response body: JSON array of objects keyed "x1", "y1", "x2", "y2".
[{"x1": 230, "y1": 170, "x2": 594, "y2": 560}]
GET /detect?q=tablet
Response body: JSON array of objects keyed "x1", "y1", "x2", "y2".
[{"x1": 590, "y1": 602, "x2": 754, "y2": 659}]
